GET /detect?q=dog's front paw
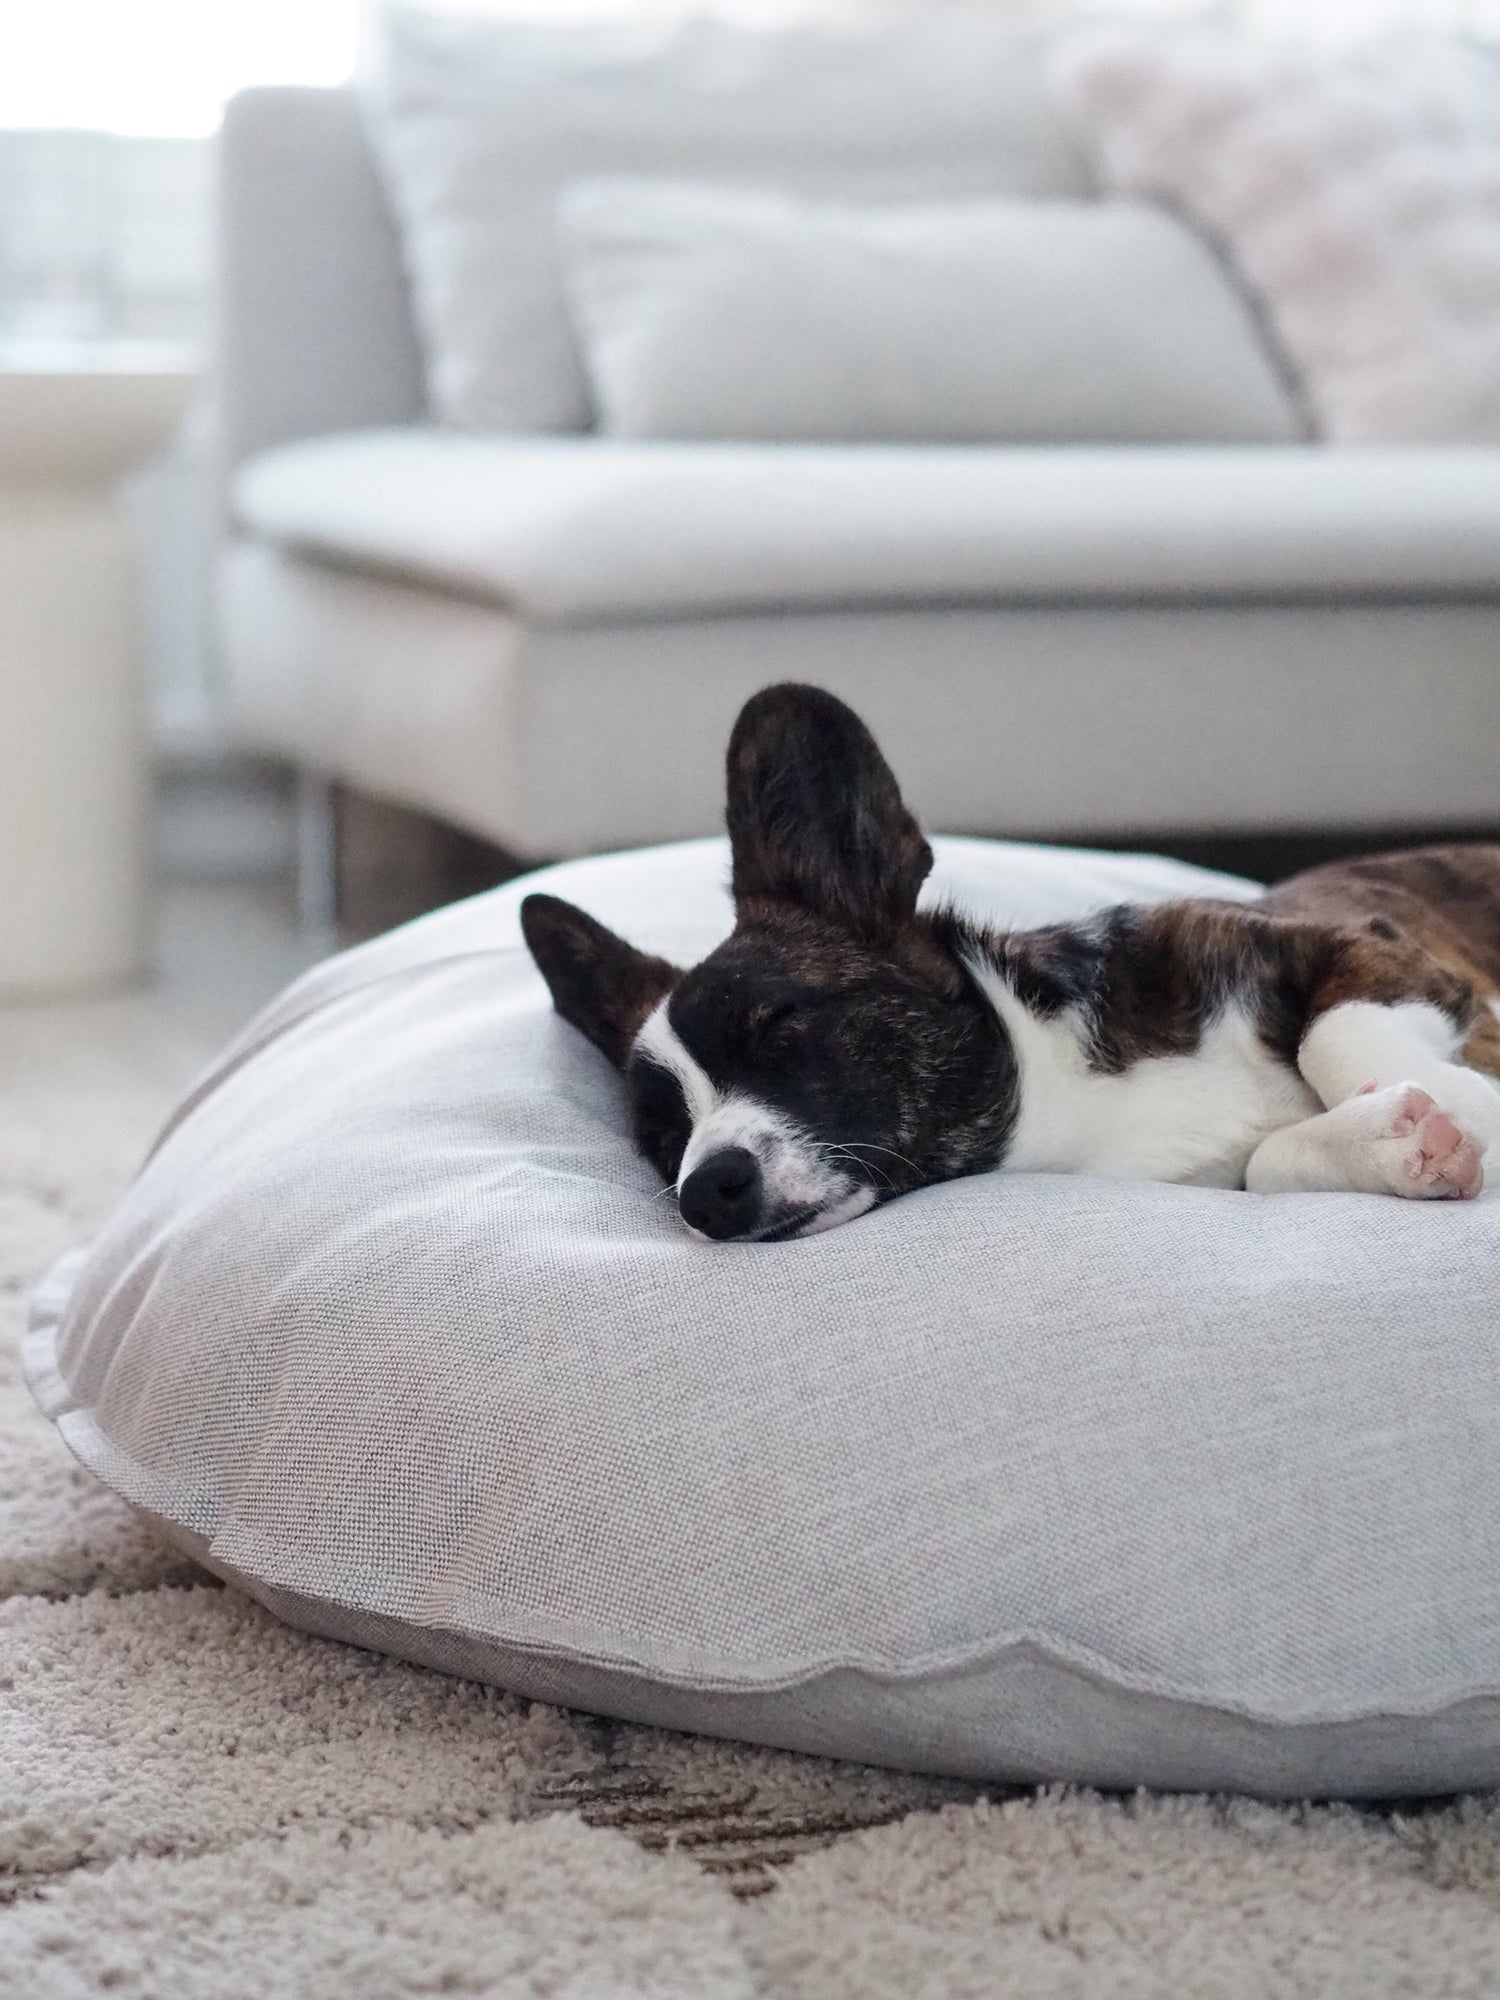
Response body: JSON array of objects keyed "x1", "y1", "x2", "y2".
[{"x1": 1350, "y1": 1081, "x2": 1485, "y2": 1200}]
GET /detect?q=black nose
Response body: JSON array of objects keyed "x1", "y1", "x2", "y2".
[{"x1": 679, "y1": 1148, "x2": 763, "y2": 1240}]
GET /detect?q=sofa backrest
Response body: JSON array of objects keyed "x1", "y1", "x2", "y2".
[
  {"x1": 368, "y1": 8, "x2": 1096, "y2": 435},
  {"x1": 218, "y1": 14, "x2": 1098, "y2": 464},
  {"x1": 216, "y1": 87, "x2": 427, "y2": 478}
]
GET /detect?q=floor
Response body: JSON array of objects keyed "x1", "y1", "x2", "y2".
[{"x1": 0, "y1": 879, "x2": 325, "y2": 1112}]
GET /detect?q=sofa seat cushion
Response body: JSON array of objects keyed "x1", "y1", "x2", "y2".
[
  {"x1": 231, "y1": 429, "x2": 1500, "y2": 624},
  {"x1": 25, "y1": 837, "x2": 1500, "y2": 1797}
]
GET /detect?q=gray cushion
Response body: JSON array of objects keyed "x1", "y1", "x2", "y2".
[
  {"x1": 230, "y1": 430, "x2": 1500, "y2": 624},
  {"x1": 558, "y1": 182, "x2": 1301, "y2": 446},
  {"x1": 362, "y1": 8, "x2": 1090, "y2": 432},
  {"x1": 25, "y1": 839, "x2": 1500, "y2": 1797}
]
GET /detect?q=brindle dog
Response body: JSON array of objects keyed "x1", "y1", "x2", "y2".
[{"x1": 523, "y1": 684, "x2": 1500, "y2": 1242}]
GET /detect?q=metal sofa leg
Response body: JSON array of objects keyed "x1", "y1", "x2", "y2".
[
  {"x1": 295, "y1": 771, "x2": 338, "y2": 938},
  {"x1": 327, "y1": 784, "x2": 534, "y2": 944}
]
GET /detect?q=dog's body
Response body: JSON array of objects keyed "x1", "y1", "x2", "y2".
[{"x1": 523, "y1": 685, "x2": 1500, "y2": 1240}]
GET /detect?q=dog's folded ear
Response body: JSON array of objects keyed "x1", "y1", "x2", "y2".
[
  {"x1": 726, "y1": 683, "x2": 933, "y2": 940},
  {"x1": 521, "y1": 895, "x2": 680, "y2": 1068}
]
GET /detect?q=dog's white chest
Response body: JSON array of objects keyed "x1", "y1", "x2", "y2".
[{"x1": 973, "y1": 970, "x2": 1319, "y2": 1186}]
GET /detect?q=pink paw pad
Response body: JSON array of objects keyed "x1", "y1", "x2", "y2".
[{"x1": 1378, "y1": 1084, "x2": 1484, "y2": 1199}]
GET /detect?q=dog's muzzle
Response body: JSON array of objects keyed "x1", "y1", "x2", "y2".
[{"x1": 678, "y1": 1147, "x2": 763, "y2": 1240}]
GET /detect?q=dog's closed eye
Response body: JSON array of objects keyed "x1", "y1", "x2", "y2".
[
  {"x1": 629, "y1": 1057, "x2": 692, "y2": 1182},
  {"x1": 748, "y1": 999, "x2": 798, "y2": 1042}
]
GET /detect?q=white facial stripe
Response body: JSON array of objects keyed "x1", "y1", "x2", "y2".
[
  {"x1": 635, "y1": 1001, "x2": 717, "y2": 1127},
  {"x1": 633, "y1": 999, "x2": 865, "y2": 1230}
]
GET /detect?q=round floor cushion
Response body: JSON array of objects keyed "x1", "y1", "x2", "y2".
[{"x1": 25, "y1": 838, "x2": 1500, "y2": 1797}]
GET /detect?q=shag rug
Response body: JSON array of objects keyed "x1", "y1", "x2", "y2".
[{"x1": 7, "y1": 1034, "x2": 1500, "y2": 1997}]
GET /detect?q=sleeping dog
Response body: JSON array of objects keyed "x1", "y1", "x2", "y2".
[{"x1": 522, "y1": 683, "x2": 1500, "y2": 1242}]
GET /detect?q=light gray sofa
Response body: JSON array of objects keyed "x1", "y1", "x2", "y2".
[{"x1": 216, "y1": 69, "x2": 1500, "y2": 870}]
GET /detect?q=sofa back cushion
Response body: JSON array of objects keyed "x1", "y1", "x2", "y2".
[
  {"x1": 558, "y1": 180, "x2": 1302, "y2": 445},
  {"x1": 365, "y1": 5, "x2": 1092, "y2": 433}
]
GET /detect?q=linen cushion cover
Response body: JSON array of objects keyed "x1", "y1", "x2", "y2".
[
  {"x1": 555, "y1": 181, "x2": 1300, "y2": 446},
  {"x1": 1053, "y1": 31, "x2": 1500, "y2": 442},
  {"x1": 25, "y1": 838, "x2": 1500, "y2": 1797},
  {"x1": 362, "y1": 6, "x2": 1090, "y2": 432}
]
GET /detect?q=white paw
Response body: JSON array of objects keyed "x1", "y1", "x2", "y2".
[{"x1": 1342, "y1": 1082, "x2": 1485, "y2": 1200}]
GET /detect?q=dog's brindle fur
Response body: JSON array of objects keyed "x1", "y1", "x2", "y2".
[{"x1": 522, "y1": 685, "x2": 1500, "y2": 1240}]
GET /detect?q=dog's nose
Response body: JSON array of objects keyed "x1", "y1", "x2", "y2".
[{"x1": 678, "y1": 1148, "x2": 763, "y2": 1240}]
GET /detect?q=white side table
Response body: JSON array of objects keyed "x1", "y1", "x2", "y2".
[{"x1": 0, "y1": 343, "x2": 196, "y2": 996}]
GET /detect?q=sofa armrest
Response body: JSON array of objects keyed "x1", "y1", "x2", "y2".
[{"x1": 215, "y1": 87, "x2": 426, "y2": 481}]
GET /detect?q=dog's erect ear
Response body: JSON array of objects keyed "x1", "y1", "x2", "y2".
[
  {"x1": 726, "y1": 684, "x2": 933, "y2": 939},
  {"x1": 521, "y1": 894, "x2": 680, "y2": 1068}
]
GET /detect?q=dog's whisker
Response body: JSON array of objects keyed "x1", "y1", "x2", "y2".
[
  {"x1": 810, "y1": 1140, "x2": 898, "y2": 1191},
  {"x1": 838, "y1": 1140, "x2": 920, "y2": 1170},
  {"x1": 827, "y1": 1139, "x2": 920, "y2": 1180}
]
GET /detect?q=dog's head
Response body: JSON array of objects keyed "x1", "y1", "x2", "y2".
[{"x1": 521, "y1": 684, "x2": 1017, "y2": 1240}]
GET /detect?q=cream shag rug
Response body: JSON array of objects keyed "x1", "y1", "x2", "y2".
[{"x1": 6, "y1": 1030, "x2": 1500, "y2": 1997}]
